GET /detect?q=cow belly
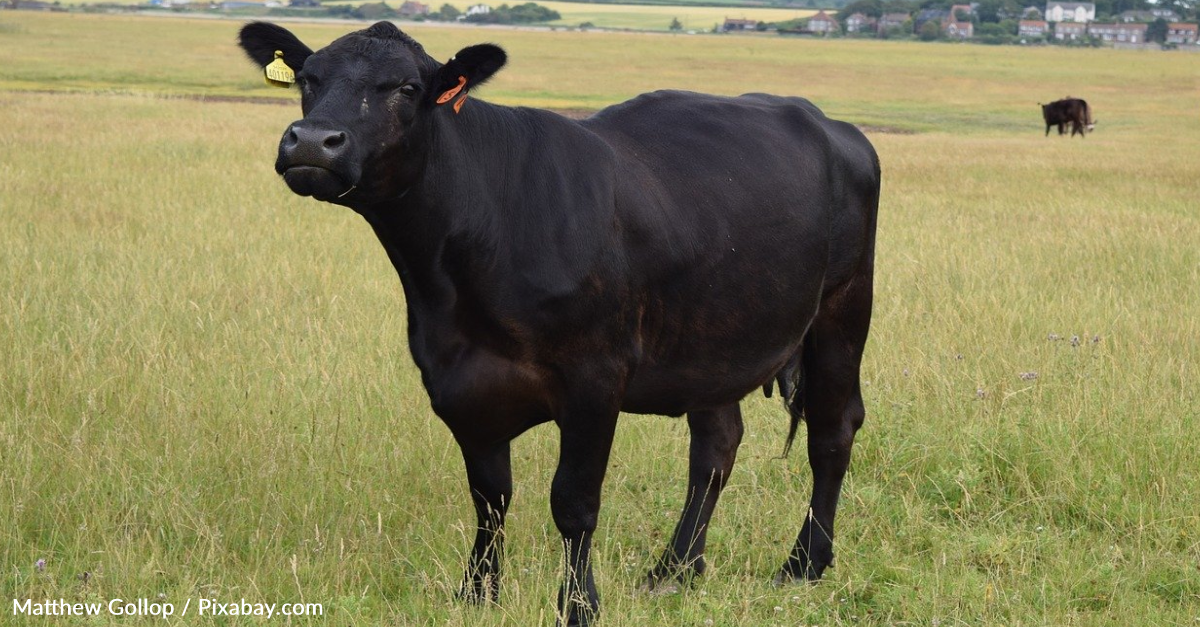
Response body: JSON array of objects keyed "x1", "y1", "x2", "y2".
[
  {"x1": 420, "y1": 346, "x2": 552, "y2": 451},
  {"x1": 620, "y1": 290, "x2": 821, "y2": 415},
  {"x1": 621, "y1": 355, "x2": 791, "y2": 415}
]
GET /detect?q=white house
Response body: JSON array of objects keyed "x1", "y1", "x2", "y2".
[
  {"x1": 465, "y1": 3, "x2": 490, "y2": 16},
  {"x1": 1044, "y1": 2, "x2": 1095, "y2": 22}
]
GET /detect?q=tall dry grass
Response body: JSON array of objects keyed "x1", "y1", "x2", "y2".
[{"x1": 1, "y1": 12, "x2": 1197, "y2": 627}]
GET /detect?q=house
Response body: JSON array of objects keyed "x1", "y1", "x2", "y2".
[
  {"x1": 1166, "y1": 22, "x2": 1198, "y2": 44},
  {"x1": 806, "y1": 10, "x2": 839, "y2": 34},
  {"x1": 722, "y1": 18, "x2": 759, "y2": 31},
  {"x1": 1053, "y1": 20, "x2": 1087, "y2": 39},
  {"x1": 945, "y1": 21, "x2": 973, "y2": 38},
  {"x1": 1018, "y1": 19, "x2": 1048, "y2": 36},
  {"x1": 1087, "y1": 22, "x2": 1146, "y2": 42},
  {"x1": 877, "y1": 12, "x2": 910, "y2": 33},
  {"x1": 845, "y1": 12, "x2": 876, "y2": 33},
  {"x1": 398, "y1": 0, "x2": 429, "y2": 16},
  {"x1": 465, "y1": 3, "x2": 489, "y2": 15},
  {"x1": 1150, "y1": 8, "x2": 1179, "y2": 20},
  {"x1": 1044, "y1": 2, "x2": 1094, "y2": 22}
]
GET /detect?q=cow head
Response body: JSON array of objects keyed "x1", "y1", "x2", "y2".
[{"x1": 238, "y1": 22, "x2": 506, "y2": 205}]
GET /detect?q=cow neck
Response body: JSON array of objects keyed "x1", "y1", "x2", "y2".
[{"x1": 354, "y1": 99, "x2": 532, "y2": 303}]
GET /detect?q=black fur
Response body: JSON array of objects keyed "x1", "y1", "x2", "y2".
[
  {"x1": 237, "y1": 22, "x2": 313, "y2": 73},
  {"x1": 237, "y1": 23, "x2": 879, "y2": 627},
  {"x1": 434, "y1": 44, "x2": 507, "y2": 101}
]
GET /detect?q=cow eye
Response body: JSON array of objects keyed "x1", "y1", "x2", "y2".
[{"x1": 399, "y1": 84, "x2": 419, "y2": 97}]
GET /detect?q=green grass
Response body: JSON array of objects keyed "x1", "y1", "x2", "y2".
[
  {"x1": 46, "y1": 0, "x2": 814, "y2": 32},
  {"x1": 312, "y1": 0, "x2": 816, "y2": 31},
  {"x1": 2, "y1": 11, "x2": 1198, "y2": 627},
  {"x1": 532, "y1": 1, "x2": 814, "y2": 31}
]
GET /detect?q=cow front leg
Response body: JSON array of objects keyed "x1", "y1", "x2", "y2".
[
  {"x1": 551, "y1": 402, "x2": 620, "y2": 627},
  {"x1": 458, "y1": 442, "x2": 513, "y2": 604},
  {"x1": 644, "y1": 404, "x2": 743, "y2": 592}
]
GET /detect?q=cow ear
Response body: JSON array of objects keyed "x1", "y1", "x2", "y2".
[
  {"x1": 433, "y1": 44, "x2": 507, "y2": 99},
  {"x1": 238, "y1": 22, "x2": 314, "y2": 77}
]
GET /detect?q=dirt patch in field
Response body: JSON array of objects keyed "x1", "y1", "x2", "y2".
[{"x1": 856, "y1": 124, "x2": 916, "y2": 135}]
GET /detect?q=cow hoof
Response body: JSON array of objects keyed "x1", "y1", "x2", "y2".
[
  {"x1": 772, "y1": 561, "x2": 828, "y2": 586},
  {"x1": 772, "y1": 570, "x2": 822, "y2": 586},
  {"x1": 637, "y1": 577, "x2": 681, "y2": 597},
  {"x1": 560, "y1": 607, "x2": 599, "y2": 627},
  {"x1": 457, "y1": 578, "x2": 500, "y2": 605}
]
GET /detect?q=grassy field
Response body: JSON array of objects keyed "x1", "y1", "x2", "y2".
[
  {"x1": 2, "y1": 11, "x2": 1198, "y2": 627},
  {"x1": 44, "y1": 0, "x2": 814, "y2": 32},
  {"x1": 311, "y1": 0, "x2": 815, "y2": 31},
  {"x1": 292, "y1": 3, "x2": 812, "y2": 32},
  {"x1": 504, "y1": 1, "x2": 812, "y2": 31}
]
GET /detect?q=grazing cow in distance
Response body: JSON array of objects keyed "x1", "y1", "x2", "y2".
[
  {"x1": 1040, "y1": 97, "x2": 1096, "y2": 138},
  {"x1": 238, "y1": 21, "x2": 880, "y2": 627}
]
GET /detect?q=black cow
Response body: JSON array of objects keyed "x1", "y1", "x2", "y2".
[
  {"x1": 238, "y1": 21, "x2": 880, "y2": 627},
  {"x1": 1041, "y1": 97, "x2": 1096, "y2": 137}
]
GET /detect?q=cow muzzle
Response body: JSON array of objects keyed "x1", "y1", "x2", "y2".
[{"x1": 276, "y1": 122, "x2": 360, "y2": 201}]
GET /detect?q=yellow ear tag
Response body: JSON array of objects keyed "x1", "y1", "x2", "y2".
[{"x1": 264, "y1": 51, "x2": 295, "y2": 88}]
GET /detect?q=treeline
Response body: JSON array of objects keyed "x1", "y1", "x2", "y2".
[
  {"x1": 461, "y1": 2, "x2": 561, "y2": 23},
  {"x1": 267, "y1": 1, "x2": 560, "y2": 24}
]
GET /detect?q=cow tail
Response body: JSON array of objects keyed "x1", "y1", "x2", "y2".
[{"x1": 775, "y1": 350, "x2": 806, "y2": 457}]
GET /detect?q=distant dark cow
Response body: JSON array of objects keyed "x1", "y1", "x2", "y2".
[
  {"x1": 1041, "y1": 97, "x2": 1096, "y2": 137},
  {"x1": 239, "y1": 22, "x2": 880, "y2": 627}
]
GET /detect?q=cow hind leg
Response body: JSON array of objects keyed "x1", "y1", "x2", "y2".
[
  {"x1": 644, "y1": 404, "x2": 744, "y2": 592},
  {"x1": 776, "y1": 272, "x2": 871, "y2": 583}
]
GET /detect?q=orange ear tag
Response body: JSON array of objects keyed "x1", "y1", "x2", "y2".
[
  {"x1": 437, "y1": 75, "x2": 467, "y2": 105},
  {"x1": 453, "y1": 93, "x2": 468, "y2": 114}
]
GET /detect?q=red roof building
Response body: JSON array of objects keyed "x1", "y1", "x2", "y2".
[{"x1": 1166, "y1": 22, "x2": 1198, "y2": 44}]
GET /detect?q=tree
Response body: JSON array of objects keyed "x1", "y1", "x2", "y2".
[
  {"x1": 838, "y1": 0, "x2": 884, "y2": 19},
  {"x1": 669, "y1": 17, "x2": 683, "y2": 31},
  {"x1": 975, "y1": 21, "x2": 1014, "y2": 42},
  {"x1": 353, "y1": 1, "x2": 396, "y2": 19},
  {"x1": 436, "y1": 3, "x2": 460, "y2": 20},
  {"x1": 466, "y1": 2, "x2": 561, "y2": 24},
  {"x1": 1147, "y1": 17, "x2": 1169, "y2": 42},
  {"x1": 919, "y1": 19, "x2": 942, "y2": 39}
]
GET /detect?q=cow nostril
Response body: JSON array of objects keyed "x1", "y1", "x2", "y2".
[
  {"x1": 324, "y1": 132, "x2": 347, "y2": 150},
  {"x1": 284, "y1": 127, "x2": 300, "y2": 147}
]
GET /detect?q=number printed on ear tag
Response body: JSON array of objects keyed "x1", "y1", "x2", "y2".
[{"x1": 264, "y1": 51, "x2": 295, "y2": 88}]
